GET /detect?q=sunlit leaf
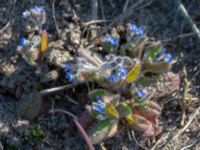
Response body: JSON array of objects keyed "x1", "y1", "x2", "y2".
[
  {"x1": 105, "y1": 103, "x2": 119, "y2": 119},
  {"x1": 40, "y1": 31, "x2": 47, "y2": 55},
  {"x1": 124, "y1": 114, "x2": 135, "y2": 124},
  {"x1": 125, "y1": 59, "x2": 141, "y2": 83}
]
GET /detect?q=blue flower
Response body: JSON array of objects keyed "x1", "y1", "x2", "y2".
[
  {"x1": 160, "y1": 48, "x2": 166, "y2": 54},
  {"x1": 116, "y1": 67, "x2": 127, "y2": 80},
  {"x1": 107, "y1": 75, "x2": 117, "y2": 83},
  {"x1": 31, "y1": 6, "x2": 44, "y2": 12},
  {"x1": 93, "y1": 102, "x2": 105, "y2": 113},
  {"x1": 64, "y1": 63, "x2": 70, "y2": 72},
  {"x1": 65, "y1": 72, "x2": 73, "y2": 82},
  {"x1": 19, "y1": 37, "x2": 26, "y2": 46},
  {"x1": 105, "y1": 35, "x2": 119, "y2": 45},
  {"x1": 163, "y1": 54, "x2": 172, "y2": 63},
  {"x1": 136, "y1": 90, "x2": 145, "y2": 98},
  {"x1": 129, "y1": 24, "x2": 144, "y2": 35},
  {"x1": 95, "y1": 95, "x2": 100, "y2": 100},
  {"x1": 22, "y1": 10, "x2": 30, "y2": 18}
]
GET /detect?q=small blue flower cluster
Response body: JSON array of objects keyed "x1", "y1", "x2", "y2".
[
  {"x1": 158, "y1": 48, "x2": 172, "y2": 63},
  {"x1": 19, "y1": 37, "x2": 27, "y2": 46},
  {"x1": 92, "y1": 96, "x2": 105, "y2": 113},
  {"x1": 64, "y1": 63, "x2": 73, "y2": 82},
  {"x1": 107, "y1": 66, "x2": 127, "y2": 83},
  {"x1": 105, "y1": 35, "x2": 119, "y2": 46},
  {"x1": 22, "y1": 6, "x2": 46, "y2": 31},
  {"x1": 129, "y1": 23, "x2": 144, "y2": 36},
  {"x1": 135, "y1": 89, "x2": 145, "y2": 98},
  {"x1": 163, "y1": 54, "x2": 172, "y2": 63}
]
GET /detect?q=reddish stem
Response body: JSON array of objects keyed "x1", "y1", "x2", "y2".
[{"x1": 73, "y1": 118, "x2": 95, "y2": 150}]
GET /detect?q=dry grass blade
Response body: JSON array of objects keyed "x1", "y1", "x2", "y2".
[
  {"x1": 173, "y1": 106, "x2": 200, "y2": 140},
  {"x1": 176, "y1": 0, "x2": 200, "y2": 41},
  {"x1": 109, "y1": 0, "x2": 145, "y2": 26},
  {"x1": 52, "y1": 0, "x2": 61, "y2": 38},
  {"x1": 0, "y1": 0, "x2": 16, "y2": 34},
  {"x1": 91, "y1": 0, "x2": 98, "y2": 20},
  {"x1": 49, "y1": 108, "x2": 78, "y2": 119}
]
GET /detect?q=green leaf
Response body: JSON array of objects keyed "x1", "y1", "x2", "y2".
[
  {"x1": 18, "y1": 91, "x2": 42, "y2": 120},
  {"x1": 144, "y1": 43, "x2": 162, "y2": 62},
  {"x1": 116, "y1": 102, "x2": 132, "y2": 118}
]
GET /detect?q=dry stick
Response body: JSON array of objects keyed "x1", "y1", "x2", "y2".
[
  {"x1": 131, "y1": 131, "x2": 149, "y2": 150},
  {"x1": 82, "y1": 20, "x2": 110, "y2": 26},
  {"x1": 65, "y1": 95, "x2": 79, "y2": 105},
  {"x1": 123, "y1": 0, "x2": 130, "y2": 13},
  {"x1": 180, "y1": 65, "x2": 189, "y2": 126},
  {"x1": 180, "y1": 133, "x2": 200, "y2": 150},
  {"x1": 161, "y1": 32, "x2": 196, "y2": 42},
  {"x1": 136, "y1": 0, "x2": 154, "y2": 11},
  {"x1": 49, "y1": 108, "x2": 78, "y2": 119},
  {"x1": 99, "y1": 0, "x2": 105, "y2": 20},
  {"x1": 40, "y1": 79, "x2": 93, "y2": 95},
  {"x1": 176, "y1": 0, "x2": 200, "y2": 41},
  {"x1": 109, "y1": 0, "x2": 145, "y2": 26},
  {"x1": 40, "y1": 83, "x2": 75, "y2": 95},
  {"x1": 0, "y1": 0, "x2": 16, "y2": 34},
  {"x1": 91, "y1": 0, "x2": 98, "y2": 20},
  {"x1": 173, "y1": 106, "x2": 200, "y2": 140},
  {"x1": 150, "y1": 132, "x2": 171, "y2": 150},
  {"x1": 52, "y1": 0, "x2": 61, "y2": 38}
]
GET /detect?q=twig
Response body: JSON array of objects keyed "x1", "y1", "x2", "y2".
[
  {"x1": 65, "y1": 95, "x2": 79, "y2": 105},
  {"x1": 109, "y1": 0, "x2": 145, "y2": 26},
  {"x1": 52, "y1": 0, "x2": 61, "y2": 38},
  {"x1": 74, "y1": 118, "x2": 95, "y2": 150},
  {"x1": 91, "y1": 0, "x2": 98, "y2": 20},
  {"x1": 122, "y1": 0, "x2": 130, "y2": 13},
  {"x1": 176, "y1": 0, "x2": 200, "y2": 41},
  {"x1": 150, "y1": 132, "x2": 170, "y2": 150},
  {"x1": 99, "y1": 0, "x2": 105, "y2": 20},
  {"x1": 131, "y1": 131, "x2": 149, "y2": 150},
  {"x1": 180, "y1": 65, "x2": 189, "y2": 126},
  {"x1": 173, "y1": 106, "x2": 200, "y2": 140},
  {"x1": 0, "y1": 0, "x2": 16, "y2": 34},
  {"x1": 136, "y1": 0, "x2": 154, "y2": 11},
  {"x1": 161, "y1": 32, "x2": 195, "y2": 42},
  {"x1": 51, "y1": 99, "x2": 55, "y2": 120},
  {"x1": 40, "y1": 83, "x2": 75, "y2": 95},
  {"x1": 49, "y1": 108, "x2": 78, "y2": 119},
  {"x1": 180, "y1": 133, "x2": 200, "y2": 150},
  {"x1": 82, "y1": 19, "x2": 110, "y2": 26}
]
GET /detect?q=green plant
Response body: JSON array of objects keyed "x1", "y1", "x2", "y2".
[
  {"x1": 27, "y1": 125, "x2": 44, "y2": 144},
  {"x1": 17, "y1": 6, "x2": 180, "y2": 148}
]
